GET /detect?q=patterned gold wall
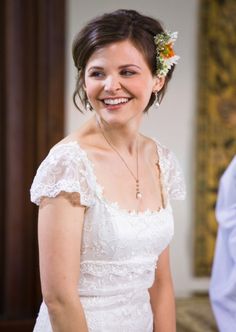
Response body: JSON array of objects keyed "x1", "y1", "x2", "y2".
[{"x1": 195, "y1": 0, "x2": 236, "y2": 276}]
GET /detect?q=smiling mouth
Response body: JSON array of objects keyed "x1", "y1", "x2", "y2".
[{"x1": 101, "y1": 97, "x2": 132, "y2": 106}]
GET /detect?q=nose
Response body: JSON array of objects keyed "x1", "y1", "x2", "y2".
[{"x1": 104, "y1": 75, "x2": 121, "y2": 93}]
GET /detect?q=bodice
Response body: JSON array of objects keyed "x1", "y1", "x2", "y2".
[{"x1": 30, "y1": 138, "x2": 185, "y2": 299}]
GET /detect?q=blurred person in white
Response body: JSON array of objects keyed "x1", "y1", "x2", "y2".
[{"x1": 210, "y1": 155, "x2": 236, "y2": 331}]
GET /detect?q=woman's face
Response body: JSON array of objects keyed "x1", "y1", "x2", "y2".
[{"x1": 84, "y1": 39, "x2": 164, "y2": 126}]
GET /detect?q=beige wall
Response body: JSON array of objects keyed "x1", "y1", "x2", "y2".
[{"x1": 65, "y1": 0, "x2": 209, "y2": 297}]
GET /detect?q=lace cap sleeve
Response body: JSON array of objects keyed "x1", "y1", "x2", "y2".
[
  {"x1": 158, "y1": 142, "x2": 186, "y2": 201},
  {"x1": 30, "y1": 142, "x2": 94, "y2": 206}
]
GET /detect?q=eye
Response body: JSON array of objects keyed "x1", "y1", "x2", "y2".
[
  {"x1": 89, "y1": 71, "x2": 105, "y2": 78},
  {"x1": 120, "y1": 69, "x2": 136, "y2": 77}
]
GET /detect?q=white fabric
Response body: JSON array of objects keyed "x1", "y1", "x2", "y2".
[
  {"x1": 30, "y1": 139, "x2": 185, "y2": 332},
  {"x1": 209, "y1": 156, "x2": 236, "y2": 332}
]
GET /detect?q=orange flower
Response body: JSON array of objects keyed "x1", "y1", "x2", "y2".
[
  {"x1": 154, "y1": 31, "x2": 180, "y2": 77},
  {"x1": 160, "y1": 43, "x2": 175, "y2": 59}
]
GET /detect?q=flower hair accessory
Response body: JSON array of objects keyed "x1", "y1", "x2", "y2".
[{"x1": 154, "y1": 31, "x2": 180, "y2": 77}]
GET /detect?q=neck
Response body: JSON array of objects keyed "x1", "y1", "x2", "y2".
[{"x1": 94, "y1": 115, "x2": 141, "y2": 155}]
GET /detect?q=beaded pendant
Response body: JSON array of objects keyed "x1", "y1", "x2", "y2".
[{"x1": 136, "y1": 180, "x2": 142, "y2": 199}]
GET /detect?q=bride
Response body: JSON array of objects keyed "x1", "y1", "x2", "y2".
[{"x1": 30, "y1": 9, "x2": 185, "y2": 332}]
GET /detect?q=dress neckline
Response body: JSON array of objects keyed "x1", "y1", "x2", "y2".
[{"x1": 52, "y1": 138, "x2": 170, "y2": 217}]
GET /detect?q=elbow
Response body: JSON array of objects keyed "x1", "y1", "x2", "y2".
[
  {"x1": 42, "y1": 289, "x2": 77, "y2": 315},
  {"x1": 43, "y1": 292, "x2": 66, "y2": 315}
]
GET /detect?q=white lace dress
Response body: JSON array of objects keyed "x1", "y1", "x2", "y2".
[{"x1": 30, "y1": 138, "x2": 185, "y2": 332}]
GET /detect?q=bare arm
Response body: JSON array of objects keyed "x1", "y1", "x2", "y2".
[
  {"x1": 148, "y1": 246, "x2": 176, "y2": 332},
  {"x1": 38, "y1": 193, "x2": 89, "y2": 332}
]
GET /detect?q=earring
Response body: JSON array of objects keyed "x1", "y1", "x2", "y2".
[
  {"x1": 154, "y1": 91, "x2": 160, "y2": 108},
  {"x1": 86, "y1": 100, "x2": 93, "y2": 112}
]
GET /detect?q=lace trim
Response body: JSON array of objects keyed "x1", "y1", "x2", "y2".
[
  {"x1": 30, "y1": 142, "x2": 100, "y2": 207},
  {"x1": 79, "y1": 260, "x2": 157, "y2": 296},
  {"x1": 80, "y1": 289, "x2": 151, "y2": 310},
  {"x1": 80, "y1": 259, "x2": 157, "y2": 277},
  {"x1": 152, "y1": 137, "x2": 186, "y2": 200},
  {"x1": 99, "y1": 199, "x2": 172, "y2": 218}
]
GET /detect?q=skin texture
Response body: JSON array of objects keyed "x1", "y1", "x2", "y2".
[
  {"x1": 38, "y1": 39, "x2": 176, "y2": 332},
  {"x1": 149, "y1": 247, "x2": 176, "y2": 332},
  {"x1": 39, "y1": 195, "x2": 89, "y2": 332}
]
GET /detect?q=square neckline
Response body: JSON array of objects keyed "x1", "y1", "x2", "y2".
[{"x1": 53, "y1": 138, "x2": 170, "y2": 217}]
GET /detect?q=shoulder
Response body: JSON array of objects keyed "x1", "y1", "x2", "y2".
[
  {"x1": 220, "y1": 155, "x2": 236, "y2": 184},
  {"x1": 34, "y1": 141, "x2": 84, "y2": 180},
  {"x1": 218, "y1": 155, "x2": 236, "y2": 201},
  {"x1": 50, "y1": 141, "x2": 81, "y2": 158},
  {"x1": 140, "y1": 135, "x2": 160, "y2": 165},
  {"x1": 43, "y1": 129, "x2": 92, "y2": 164},
  {"x1": 141, "y1": 135, "x2": 175, "y2": 164},
  {"x1": 216, "y1": 155, "x2": 236, "y2": 226},
  {"x1": 30, "y1": 139, "x2": 93, "y2": 207},
  {"x1": 143, "y1": 136, "x2": 186, "y2": 200}
]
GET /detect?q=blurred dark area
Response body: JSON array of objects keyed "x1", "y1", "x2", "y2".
[{"x1": 0, "y1": 0, "x2": 65, "y2": 330}]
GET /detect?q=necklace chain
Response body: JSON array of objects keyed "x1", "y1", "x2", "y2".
[{"x1": 97, "y1": 120, "x2": 142, "y2": 200}]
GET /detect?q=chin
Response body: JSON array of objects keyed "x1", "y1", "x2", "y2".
[
  {"x1": 101, "y1": 116, "x2": 128, "y2": 127},
  {"x1": 102, "y1": 115, "x2": 141, "y2": 129},
  {"x1": 95, "y1": 104, "x2": 143, "y2": 126}
]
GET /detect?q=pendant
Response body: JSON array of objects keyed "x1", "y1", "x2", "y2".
[
  {"x1": 136, "y1": 191, "x2": 142, "y2": 199},
  {"x1": 136, "y1": 179, "x2": 142, "y2": 199}
]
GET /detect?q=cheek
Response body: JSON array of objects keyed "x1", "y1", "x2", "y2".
[
  {"x1": 129, "y1": 76, "x2": 153, "y2": 95},
  {"x1": 132, "y1": 84, "x2": 152, "y2": 104},
  {"x1": 84, "y1": 81, "x2": 100, "y2": 99}
]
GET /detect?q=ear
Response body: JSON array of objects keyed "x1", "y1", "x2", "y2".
[{"x1": 152, "y1": 76, "x2": 165, "y2": 92}]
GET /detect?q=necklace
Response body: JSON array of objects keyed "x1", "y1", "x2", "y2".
[{"x1": 96, "y1": 120, "x2": 142, "y2": 200}]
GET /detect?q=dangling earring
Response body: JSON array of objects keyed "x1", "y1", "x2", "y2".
[
  {"x1": 86, "y1": 100, "x2": 93, "y2": 112},
  {"x1": 83, "y1": 87, "x2": 93, "y2": 112},
  {"x1": 154, "y1": 91, "x2": 160, "y2": 108},
  {"x1": 83, "y1": 90, "x2": 93, "y2": 112}
]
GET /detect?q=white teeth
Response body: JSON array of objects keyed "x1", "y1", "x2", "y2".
[{"x1": 103, "y1": 98, "x2": 129, "y2": 105}]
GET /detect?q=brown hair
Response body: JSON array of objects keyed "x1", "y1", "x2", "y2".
[{"x1": 72, "y1": 9, "x2": 176, "y2": 112}]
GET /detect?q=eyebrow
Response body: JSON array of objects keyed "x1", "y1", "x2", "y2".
[
  {"x1": 119, "y1": 64, "x2": 141, "y2": 70},
  {"x1": 87, "y1": 64, "x2": 141, "y2": 72}
]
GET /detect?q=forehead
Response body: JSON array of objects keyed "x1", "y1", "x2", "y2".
[{"x1": 85, "y1": 39, "x2": 149, "y2": 69}]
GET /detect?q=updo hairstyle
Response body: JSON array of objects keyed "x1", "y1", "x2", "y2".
[{"x1": 72, "y1": 9, "x2": 175, "y2": 112}]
